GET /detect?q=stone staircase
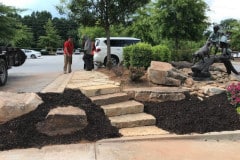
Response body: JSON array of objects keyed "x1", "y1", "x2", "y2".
[
  {"x1": 88, "y1": 84, "x2": 169, "y2": 137},
  {"x1": 65, "y1": 71, "x2": 169, "y2": 137}
]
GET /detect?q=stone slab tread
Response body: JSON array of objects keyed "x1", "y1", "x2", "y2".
[
  {"x1": 80, "y1": 84, "x2": 121, "y2": 97},
  {"x1": 101, "y1": 100, "x2": 144, "y2": 117},
  {"x1": 109, "y1": 113, "x2": 156, "y2": 129},
  {"x1": 90, "y1": 92, "x2": 129, "y2": 105}
]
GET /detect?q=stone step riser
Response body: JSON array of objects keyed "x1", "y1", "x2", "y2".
[
  {"x1": 81, "y1": 85, "x2": 121, "y2": 97},
  {"x1": 101, "y1": 101, "x2": 144, "y2": 117},
  {"x1": 109, "y1": 113, "x2": 156, "y2": 129},
  {"x1": 91, "y1": 93, "x2": 130, "y2": 106},
  {"x1": 119, "y1": 126, "x2": 169, "y2": 137}
]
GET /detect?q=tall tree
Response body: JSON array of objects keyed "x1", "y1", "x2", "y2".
[
  {"x1": 220, "y1": 18, "x2": 238, "y2": 32},
  {"x1": 155, "y1": 0, "x2": 208, "y2": 50},
  {"x1": 227, "y1": 20, "x2": 240, "y2": 51},
  {"x1": 128, "y1": 2, "x2": 159, "y2": 45},
  {"x1": 11, "y1": 23, "x2": 34, "y2": 48},
  {"x1": 52, "y1": 17, "x2": 79, "y2": 47},
  {"x1": 38, "y1": 19, "x2": 63, "y2": 50},
  {"x1": 0, "y1": 3, "x2": 18, "y2": 45},
  {"x1": 57, "y1": 0, "x2": 150, "y2": 68},
  {"x1": 22, "y1": 11, "x2": 52, "y2": 47}
]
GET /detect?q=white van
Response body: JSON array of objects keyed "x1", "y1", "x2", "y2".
[{"x1": 93, "y1": 37, "x2": 140, "y2": 66}]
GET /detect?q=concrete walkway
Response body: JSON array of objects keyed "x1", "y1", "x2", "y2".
[
  {"x1": 1, "y1": 70, "x2": 240, "y2": 160},
  {"x1": 0, "y1": 131, "x2": 240, "y2": 160}
]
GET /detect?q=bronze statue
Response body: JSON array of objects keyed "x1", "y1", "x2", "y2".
[
  {"x1": 191, "y1": 26, "x2": 239, "y2": 80},
  {"x1": 192, "y1": 41, "x2": 211, "y2": 63}
]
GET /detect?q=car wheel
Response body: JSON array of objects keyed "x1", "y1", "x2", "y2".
[
  {"x1": 31, "y1": 54, "x2": 36, "y2": 59},
  {"x1": 0, "y1": 59, "x2": 8, "y2": 86},
  {"x1": 104, "y1": 55, "x2": 119, "y2": 66}
]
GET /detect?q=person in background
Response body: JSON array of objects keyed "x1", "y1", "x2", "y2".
[
  {"x1": 91, "y1": 40, "x2": 96, "y2": 69},
  {"x1": 63, "y1": 36, "x2": 74, "y2": 74},
  {"x1": 82, "y1": 35, "x2": 94, "y2": 71},
  {"x1": 208, "y1": 24, "x2": 220, "y2": 55}
]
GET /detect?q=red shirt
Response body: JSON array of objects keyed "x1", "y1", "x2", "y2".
[{"x1": 64, "y1": 40, "x2": 74, "y2": 55}]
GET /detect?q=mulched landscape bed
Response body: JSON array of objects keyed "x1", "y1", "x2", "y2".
[
  {"x1": 0, "y1": 89, "x2": 240, "y2": 151},
  {"x1": 0, "y1": 89, "x2": 120, "y2": 151},
  {"x1": 143, "y1": 92, "x2": 240, "y2": 134}
]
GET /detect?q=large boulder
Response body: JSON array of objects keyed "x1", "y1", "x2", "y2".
[
  {"x1": 36, "y1": 106, "x2": 88, "y2": 136},
  {"x1": 0, "y1": 92, "x2": 42, "y2": 124},
  {"x1": 147, "y1": 61, "x2": 187, "y2": 86}
]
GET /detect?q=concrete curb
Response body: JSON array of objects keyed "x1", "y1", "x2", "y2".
[{"x1": 97, "y1": 130, "x2": 240, "y2": 144}]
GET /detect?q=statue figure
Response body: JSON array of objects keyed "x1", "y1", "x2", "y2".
[
  {"x1": 192, "y1": 41, "x2": 211, "y2": 63},
  {"x1": 208, "y1": 25, "x2": 220, "y2": 55},
  {"x1": 191, "y1": 26, "x2": 239, "y2": 80}
]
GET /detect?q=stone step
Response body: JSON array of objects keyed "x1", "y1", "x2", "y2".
[
  {"x1": 109, "y1": 113, "x2": 156, "y2": 129},
  {"x1": 80, "y1": 84, "x2": 121, "y2": 97},
  {"x1": 101, "y1": 100, "x2": 144, "y2": 117},
  {"x1": 90, "y1": 92, "x2": 130, "y2": 106},
  {"x1": 119, "y1": 126, "x2": 170, "y2": 137}
]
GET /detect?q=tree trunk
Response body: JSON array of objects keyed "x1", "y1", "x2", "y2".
[
  {"x1": 104, "y1": 0, "x2": 112, "y2": 70},
  {"x1": 105, "y1": 26, "x2": 112, "y2": 69}
]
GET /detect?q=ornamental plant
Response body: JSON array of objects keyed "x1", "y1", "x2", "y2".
[{"x1": 226, "y1": 82, "x2": 240, "y2": 113}]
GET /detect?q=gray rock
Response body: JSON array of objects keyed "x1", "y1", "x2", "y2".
[
  {"x1": 36, "y1": 106, "x2": 88, "y2": 136},
  {"x1": 147, "y1": 61, "x2": 187, "y2": 86}
]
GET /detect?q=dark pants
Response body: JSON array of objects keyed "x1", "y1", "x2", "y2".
[
  {"x1": 83, "y1": 53, "x2": 94, "y2": 71},
  {"x1": 220, "y1": 55, "x2": 239, "y2": 75},
  {"x1": 220, "y1": 42, "x2": 228, "y2": 55}
]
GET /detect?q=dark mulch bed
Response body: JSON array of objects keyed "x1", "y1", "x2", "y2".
[
  {"x1": 0, "y1": 89, "x2": 120, "y2": 151},
  {"x1": 0, "y1": 89, "x2": 240, "y2": 151},
  {"x1": 143, "y1": 92, "x2": 240, "y2": 134}
]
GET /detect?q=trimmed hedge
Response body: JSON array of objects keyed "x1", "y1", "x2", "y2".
[
  {"x1": 123, "y1": 43, "x2": 152, "y2": 69},
  {"x1": 152, "y1": 45, "x2": 171, "y2": 62},
  {"x1": 123, "y1": 40, "x2": 203, "y2": 69}
]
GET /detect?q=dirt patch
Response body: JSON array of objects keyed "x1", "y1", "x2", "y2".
[{"x1": 96, "y1": 67, "x2": 156, "y2": 89}]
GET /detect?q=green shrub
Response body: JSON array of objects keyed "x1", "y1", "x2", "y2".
[
  {"x1": 152, "y1": 45, "x2": 171, "y2": 62},
  {"x1": 129, "y1": 42, "x2": 152, "y2": 69},
  {"x1": 237, "y1": 107, "x2": 240, "y2": 114},
  {"x1": 170, "y1": 41, "x2": 205, "y2": 62},
  {"x1": 123, "y1": 46, "x2": 133, "y2": 68}
]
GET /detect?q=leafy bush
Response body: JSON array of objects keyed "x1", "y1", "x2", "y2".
[
  {"x1": 170, "y1": 40, "x2": 204, "y2": 62},
  {"x1": 152, "y1": 45, "x2": 171, "y2": 62},
  {"x1": 123, "y1": 45, "x2": 133, "y2": 68},
  {"x1": 129, "y1": 42, "x2": 152, "y2": 69},
  {"x1": 226, "y1": 82, "x2": 240, "y2": 113}
]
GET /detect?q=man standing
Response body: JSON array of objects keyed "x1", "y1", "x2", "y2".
[
  {"x1": 63, "y1": 36, "x2": 74, "y2": 74},
  {"x1": 82, "y1": 35, "x2": 94, "y2": 71}
]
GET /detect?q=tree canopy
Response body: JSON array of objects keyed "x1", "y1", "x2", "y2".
[
  {"x1": 155, "y1": 0, "x2": 208, "y2": 49},
  {"x1": 0, "y1": 3, "x2": 18, "y2": 45},
  {"x1": 59, "y1": 0, "x2": 151, "y2": 68}
]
